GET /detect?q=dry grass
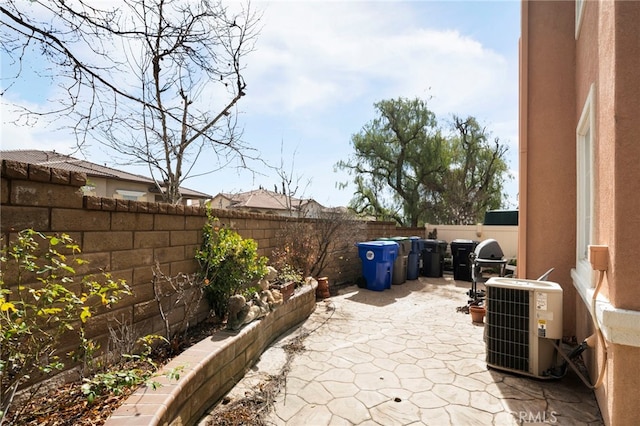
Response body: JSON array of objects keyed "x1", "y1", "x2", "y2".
[{"x1": 204, "y1": 332, "x2": 309, "y2": 426}]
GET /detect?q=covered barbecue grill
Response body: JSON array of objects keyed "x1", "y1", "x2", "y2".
[{"x1": 468, "y1": 239, "x2": 508, "y2": 304}]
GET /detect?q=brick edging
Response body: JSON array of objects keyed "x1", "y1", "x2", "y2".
[{"x1": 105, "y1": 282, "x2": 318, "y2": 426}]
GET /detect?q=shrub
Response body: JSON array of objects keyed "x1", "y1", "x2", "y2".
[
  {"x1": 80, "y1": 334, "x2": 175, "y2": 405},
  {"x1": 196, "y1": 212, "x2": 268, "y2": 318},
  {"x1": 269, "y1": 249, "x2": 304, "y2": 285},
  {"x1": 274, "y1": 211, "x2": 364, "y2": 279},
  {"x1": 0, "y1": 229, "x2": 130, "y2": 423}
]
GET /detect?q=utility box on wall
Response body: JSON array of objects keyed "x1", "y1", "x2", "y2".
[{"x1": 483, "y1": 210, "x2": 518, "y2": 226}]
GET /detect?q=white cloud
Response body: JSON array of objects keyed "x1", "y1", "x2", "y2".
[
  {"x1": 0, "y1": 98, "x2": 77, "y2": 153},
  {"x1": 244, "y1": 1, "x2": 512, "y2": 119},
  {"x1": 1, "y1": 0, "x2": 520, "y2": 207}
]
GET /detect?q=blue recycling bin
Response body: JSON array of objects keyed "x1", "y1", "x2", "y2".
[
  {"x1": 357, "y1": 241, "x2": 399, "y2": 291},
  {"x1": 407, "y1": 236, "x2": 421, "y2": 280}
]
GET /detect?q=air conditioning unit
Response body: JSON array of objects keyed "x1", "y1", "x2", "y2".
[{"x1": 485, "y1": 277, "x2": 563, "y2": 379}]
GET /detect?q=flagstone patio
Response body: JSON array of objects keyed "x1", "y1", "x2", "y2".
[{"x1": 200, "y1": 276, "x2": 603, "y2": 425}]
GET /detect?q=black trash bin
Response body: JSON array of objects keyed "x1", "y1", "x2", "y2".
[
  {"x1": 421, "y1": 239, "x2": 442, "y2": 277},
  {"x1": 407, "y1": 237, "x2": 424, "y2": 280},
  {"x1": 437, "y1": 240, "x2": 448, "y2": 277},
  {"x1": 450, "y1": 239, "x2": 478, "y2": 282}
]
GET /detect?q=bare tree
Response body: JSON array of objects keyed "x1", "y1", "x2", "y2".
[
  {"x1": 275, "y1": 141, "x2": 311, "y2": 217},
  {"x1": 1, "y1": 0, "x2": 261, "y2": 203},
  {"x1": 274, "y1": 209, "x2": 363, "y2": 279},
  {"x1": 151, "y1": 263, "x2": 205, "y2": 351}
]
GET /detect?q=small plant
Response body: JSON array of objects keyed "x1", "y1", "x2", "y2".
[
  {"x1": 151, "y1": 263, "x2": 205, "y2": 352},
  {"x1": 196, "y1": 211, "x2": 268, "y2": 318},
  {"x1": 80, "y1": 334, "x2": 171, "y2": 404},
  {"x1": 0, "y1": 229, "x2": 130, "y2": 425},
  {"x1": 270, "y1": 250, "x2": 304, "y2": 285},
  {"x1": 81, "y1": 362, "x2": 148, "y2": 404},
  {"x1": 278, "y1": 264, "x2": 304, "y2": 285}
]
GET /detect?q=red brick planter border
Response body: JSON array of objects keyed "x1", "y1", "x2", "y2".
[{"x1": 105, "y1": 282, "x2": 317, "y2": 426}]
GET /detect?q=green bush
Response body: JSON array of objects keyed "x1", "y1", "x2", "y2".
[
  {"x1": 196, "y1": 212, "x2": 268, "y2": 318},
  {"x1": 0, "y1": 229, "x2": 130, "y2": 422}
]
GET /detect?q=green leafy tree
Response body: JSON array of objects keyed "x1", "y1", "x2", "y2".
[
  {"x1": 431, "y1": 116, "x2": 510, "y2": 224},
  {"x1": 337, "y1": 98, "x2": 510, "y2": 226},
  {"x1": 336, "y1": 97, "x2": 446, "y2": 227}
]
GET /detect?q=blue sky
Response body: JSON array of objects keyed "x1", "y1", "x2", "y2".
[{"x1": 1, "y1": 0, "x2": 521, "y2": 208}]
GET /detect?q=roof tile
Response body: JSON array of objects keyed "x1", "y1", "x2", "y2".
[{"x1": 1, "y1": 150, "x2": 209, "y2": 198}]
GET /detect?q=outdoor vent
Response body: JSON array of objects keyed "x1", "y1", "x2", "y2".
[{"x1": 485, "y1": 277, "x2": 563, "y2": 379}]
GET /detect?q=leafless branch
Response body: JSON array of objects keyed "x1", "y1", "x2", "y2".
[{"x1": 1, "y1": 0, "x2": 262, "y2": 203}]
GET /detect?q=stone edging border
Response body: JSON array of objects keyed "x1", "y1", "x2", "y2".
[{"x1": 105, "y1": 282, "x2": 318, "y2": 426}]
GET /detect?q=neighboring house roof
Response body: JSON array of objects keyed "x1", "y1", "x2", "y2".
[
  {"x1": 0, "y1": 149, "x2": 211, "y2": 199},
  {"x1": 216, "y1": 189, "x2": 322, "y2": 212}
]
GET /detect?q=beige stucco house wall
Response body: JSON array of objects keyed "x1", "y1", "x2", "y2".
[
  {"x1": 0, "y1": 150, "x2": 211, "y2": 205},
  {"x1": 519, "y1": 1, "x2": 640, "y2": 424},
  {"x1": 210, "y1": 189, "x2": 332, "y2": 219},
  {"x1": 87, "y1": 176, "x2": 157, "y2": 203}
]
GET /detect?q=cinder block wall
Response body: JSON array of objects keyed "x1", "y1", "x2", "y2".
[
  {"x1": 1, "y1": 159, "x2": 216, "y2": 361},
  {"x1": 1, "y1": 159, "x2": 403, "y2": 374}
]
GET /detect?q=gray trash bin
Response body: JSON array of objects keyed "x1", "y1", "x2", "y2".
[{"x1": 390, "y1": 237, "x2": 410, "y2": 284}]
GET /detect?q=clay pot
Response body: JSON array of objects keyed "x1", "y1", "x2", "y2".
[
  {"x1": 279, "y1": 281, "x2": 295, "y2": 301},
  {"x1": 316, "y1": 276, "x2": 330, "y2": 299},
  {"x1": 271, "y1": 281, "x2": 295, "y2": 302},
  {"x1": 469, "y1": 305, "x2": 486, "y2": 323}
]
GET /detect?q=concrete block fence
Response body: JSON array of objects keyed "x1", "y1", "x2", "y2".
[{"x1": 0, "y1": 159, "x2": 414, "y2": 384}]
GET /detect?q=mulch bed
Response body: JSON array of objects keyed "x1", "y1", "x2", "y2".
[{"x1": 5, "y1": 317, "x2": 226, "y2": 426}]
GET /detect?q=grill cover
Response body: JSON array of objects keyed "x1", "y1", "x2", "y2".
[
  {"x1": 474, "y1": 238, "x2": 504, "y2": 261},
  {"x1": 471, "y1": 239, "x2": 507, "y2": 285}
]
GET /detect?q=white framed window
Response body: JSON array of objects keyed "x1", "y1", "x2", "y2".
[
  {"x1": 575, "y1": 0, "x2": 586, "y2": 39},
  {"x1": 576, "y1": 84, "x2": 595, "y2": 284},
  {"x1": 116, "y1": 189, "x2": 146, "y2": 201},
  {"x1": 81, "y1": 185, "x2": 97, "y2": 196}
]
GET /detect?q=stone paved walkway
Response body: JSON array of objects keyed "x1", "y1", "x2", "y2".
[{"x1": 200, "y1": 276, "x2": 603, "y2": 425}]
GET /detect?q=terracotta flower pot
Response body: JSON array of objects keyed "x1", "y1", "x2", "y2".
[
  {"x1": 316, "y1": 276, "x2": 330, "y2": 299},
  {"x1": 280, "y1": 281, "x2": 295, "y2": 301},
  {"x1": 469, "y1": 305, "x2": 486, "y2": 323},
  {"x1": 271, "y1": 281, "x2": 295, "y2": 302}
]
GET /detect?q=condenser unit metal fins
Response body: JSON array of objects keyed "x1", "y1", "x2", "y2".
[{"x1": 486, "y1": 286, "x2": 530, "y2": 374}]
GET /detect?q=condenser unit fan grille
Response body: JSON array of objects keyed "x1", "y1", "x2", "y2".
[{"x1": 486, "y1": 286, "x2": 530, "y2": 373}]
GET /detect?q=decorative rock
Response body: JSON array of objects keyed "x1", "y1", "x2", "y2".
[{"x1": 226, "y1": 289, "x2": 283, "y2": 331}]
